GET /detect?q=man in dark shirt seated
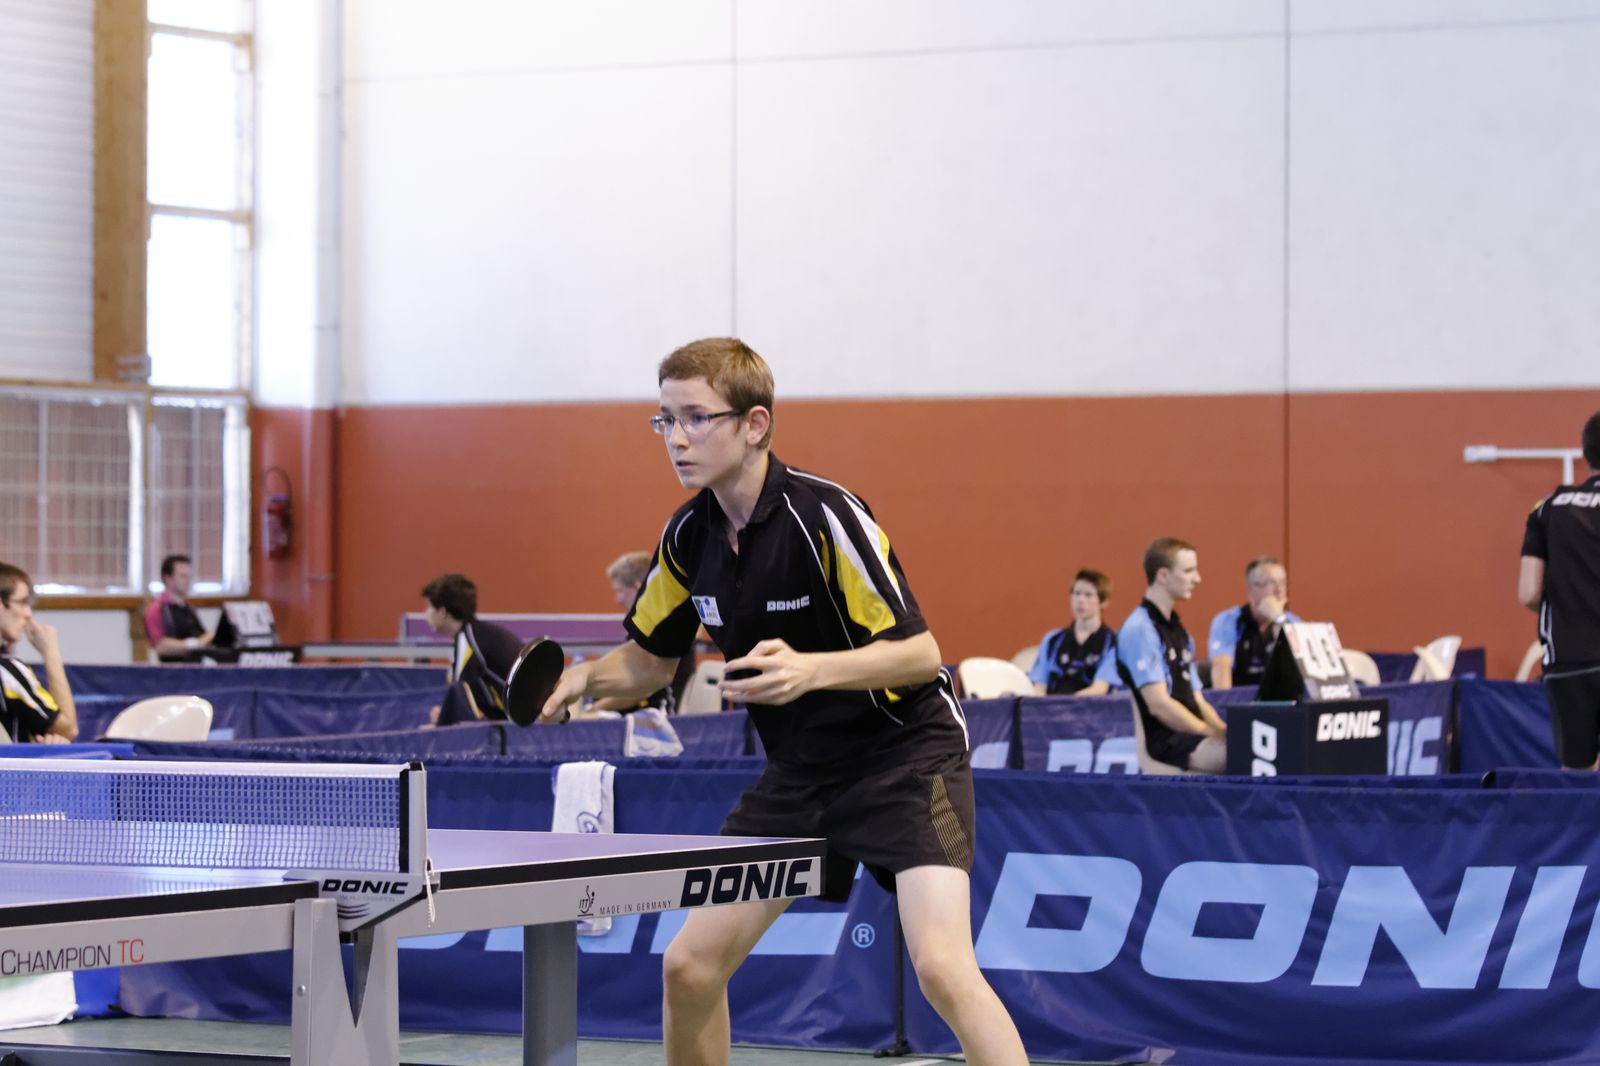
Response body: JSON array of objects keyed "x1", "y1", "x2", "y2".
[
  {"x1": 143, "y1": 554, "x2": 214, "y2": 662},
  {"x1": 1028, "y1": 568, "x2": 1122, "y2": 696},
  {"x1": 421, "y1": 573, "x2": 523, "y2": 726},
  {"x1": 1208, "y1": 556, "x2": 1300, "y2": 689},
  {"x1": 1117, "y1": 537, "x2": 1227, "y2": 773},
  {"x1": 1, "y1": 561, "x2": 78, "y2": 744}
]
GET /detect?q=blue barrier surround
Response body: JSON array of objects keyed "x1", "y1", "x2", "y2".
[
  {"x1": 1370, "y1": 646, "x2": 1487, "y2": 683},
  {"x1": 113, "y1": 758, "x2": 1600, "y2": 1064},
  {"x1": 88, "y1": 678, "x2": 1471, "y2": 777},
  {"x1": 1458, "y1": 679, "x2": 1554, "y2": 774},
  {"x1": 0, "y1": 742, "x2": 133, "y2": 759},
  {"x1": 44, "y1": 670, "x2": 1580, "y2": 1061},
  {"x1": 65, "y1": 662, "x2": 442, "y2": 698}
]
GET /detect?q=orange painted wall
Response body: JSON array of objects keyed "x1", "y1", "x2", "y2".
[
  {"x1": 281, "y1": 389, "x2": 1597, "y2": 677},
  {"x1": 250, "y1": 406, "x2": 338, "y2": 645},
  {"x1": 1285, "y1": 390, "x2": 1600, "y2": 678},
  {"x1": 332, "y1": 395, "x2": 1287, "y2": 661}
]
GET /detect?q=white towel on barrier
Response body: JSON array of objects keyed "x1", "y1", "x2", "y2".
[
  {"x1": 551, "y1": 760, "x2": 615, "y2": 935},
  {"x1": 625, "y1": 707, "x2": 683, "y2": 758},
  {"x1": 0, "y1": 972, "x2": 76, "y2": 1031}
]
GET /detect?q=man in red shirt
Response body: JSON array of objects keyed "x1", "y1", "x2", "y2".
[{"x1": 143, "y1": 554, "x2": 212, "y2": 661}]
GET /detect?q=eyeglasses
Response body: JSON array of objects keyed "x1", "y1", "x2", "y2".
[{"x1": 648, "y1": 410, "x2": 743, "y2": 438}]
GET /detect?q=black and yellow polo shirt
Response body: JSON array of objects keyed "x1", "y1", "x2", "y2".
[
  {"x1": 624, "y1": 455, "x2": 968, "y2": 768},
  {"x1": 452, "y1": 618, "x2": 523, "y2": 720},
  {"x1": 1, "y1": 654, "x2": 60, "y2": 742}
]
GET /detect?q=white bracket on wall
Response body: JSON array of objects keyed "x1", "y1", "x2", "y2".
[{"x1": 1463, "y1": 445, "x2": 1583, "y2": 485}]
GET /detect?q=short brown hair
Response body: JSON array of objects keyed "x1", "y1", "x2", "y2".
[
  {"x1": 606, "y1": 550, "x2": 653, "y2": 588},
  {"x1": 658, "y1": 338, "x2": 775, "y2": 448},
  {"x1": 0, "y1": 562, "x2": 29, "y2": 607},
  {"x1": 1245, "y1": 556, "x2": 1283, "y2": 580},
  {"x1": 421, "y1": 573, "x2": 477, "y2": 622},
  {"x1": 1073, "y1": 568, "x2": 1112, "y2": 605},
  {"x1": 1143, "y1": 537, "x2": 1196, "y2": 584}
]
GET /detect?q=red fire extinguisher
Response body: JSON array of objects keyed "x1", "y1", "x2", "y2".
[{"x1": 263, "y1": 467, "x2": 293, "y2": 561}]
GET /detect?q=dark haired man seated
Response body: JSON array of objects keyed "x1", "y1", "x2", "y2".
[
  {"x1": 422, "y1": 573, "x2": 522, "y2": 726},
  {"x1": 144, "y1": 554, "x2": 214, "y2": 662}
]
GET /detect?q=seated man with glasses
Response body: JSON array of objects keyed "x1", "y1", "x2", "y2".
[
  {"x1": 536, "y1": 338, "x2": 1027, "y2": 1065},
  {"x1": 0, "y1": 561, "x2": 78, "y2": 744},
  {"x1": 1207, "y1": 556, "x2": 1300, "y2": 690}
]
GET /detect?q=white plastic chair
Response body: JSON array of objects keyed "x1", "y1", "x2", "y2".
[
  {"x1": 1514, "y1": 641, "x2": 1544, "y2": 682},
  {"x1": 1010, "y1": 644, "x2": 1039, "y2": 674},
  {"x1": 1340, "y1": 649, "x2": 1382, "y2": 687},
  {"x1": 956, "y1": 657, "x2": 1034, "y2": 699},
  {"x1": 101, "y1": 696, "x2": 214, "y2": 741},
  {"x1": 677, "y1": 660, "x2": 727, "y2": 715},
  {"x1": 1131, "y1": 705, "x2": 1198, "y2": 777},
  {"x1": 1409, "y1": 635, "x2": 1462, "y2": 682},
  {"x1": 1408, "y1": 647, "x2": 1450, "y2": 682}
]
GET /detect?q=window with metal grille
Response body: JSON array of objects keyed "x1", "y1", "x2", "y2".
[
  {"x1": 0, "y1": 385, "x2": 247, "y2": 596},
  {"x1": 148, "y1": 395, "x2": 249, "y2": 593},
  {"x1": 0, "y1": 387, "x2": 142, "y2": 592}
]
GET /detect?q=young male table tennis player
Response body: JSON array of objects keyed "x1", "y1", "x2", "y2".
[{"x1": 538, "y1": 338, "x2": 1025, "y2": 1064}]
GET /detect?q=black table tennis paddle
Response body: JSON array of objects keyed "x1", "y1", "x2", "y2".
[{"x1": 504, "y1": 637, "x2": 566, "y2": 726}]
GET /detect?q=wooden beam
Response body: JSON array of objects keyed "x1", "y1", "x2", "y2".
[{"x1": 94, "y1": 0, "x2": 148, "y2": 383}]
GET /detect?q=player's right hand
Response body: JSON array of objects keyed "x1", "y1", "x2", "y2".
[
  {"x1": 539, "y1": 664, "x2": 590, "y2": 724},
  {"x1": 23, "y1": 619, "x2": 59, "y2": 658}
]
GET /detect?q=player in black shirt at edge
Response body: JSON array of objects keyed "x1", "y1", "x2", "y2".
[
  {"x1": 1520, "y1": 410, "x2": 1600, "y2": 769},
  {"x1": 540, "y1": 339, "x2": 1026, "y2": 1064}
]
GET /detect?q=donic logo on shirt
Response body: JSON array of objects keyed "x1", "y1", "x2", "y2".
[{"x1": 766, "y1": 595, "x2": 810, "y2": 612}]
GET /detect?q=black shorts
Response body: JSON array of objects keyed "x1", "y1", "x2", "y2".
[
  {"x1": 722, "y1": 747, "x2": 976, "y2": 902},
  {"x1": 1148, "y1": 730, "x2": 1204, "y2": 770},
  {"x1": 1546, "y1": 665, "x2": 1600, "y2": 769}
]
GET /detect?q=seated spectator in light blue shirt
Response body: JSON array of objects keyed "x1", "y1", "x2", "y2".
[
  {"x1": 1208, "y1": 556, "x2": 1299, "y2": 690},
  {"x1": 1028, "y1": 569, "x2": 1122, "y2": 696},
  {"x1": 1116, "y1": 538, "x2": 1227, "y2": 773}
]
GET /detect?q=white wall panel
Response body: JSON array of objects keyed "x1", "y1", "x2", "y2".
[
  {"x1": 1293, "y1": 0, "x2": 1600, "y2": 34},
  {"x1": 345, "y1": 0, "x2": 731, "y2": 81},
  {"x1": 255, "y1": 0, "x2": 321, "y2": 408},
  {"x1": 736, "y1": 40, "x2": 1285, "y2": 398},
  {"x1": 27, "y1": 610, "x2": 134, "y2": 665},
  {"x1": 740, "y1": 0, "x2": 1281, "y2": 58},
  {"x1": 342, "y1": 66, "x2": 733, "y2": 405},
  {"x1": 0, "y1": 0, "x2": 93, "y2": 383},
  {"x1": 1289, "y1": 22, "x2": 1600, "y2": 390},
  {"x1": 334, "y1": 2, "x2": 1600, "y2": 404}
]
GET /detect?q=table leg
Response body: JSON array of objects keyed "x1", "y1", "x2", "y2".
[
  {"x1": 522, "y1": 921, "x2": 577, "y2": 1066},
  {"x1": 289, "y1": 897, "x2": 400, "y2": 1066}
]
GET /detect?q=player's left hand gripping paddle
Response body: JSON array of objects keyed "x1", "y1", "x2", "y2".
[{"x1": 504, "y1": 637, "x2": 566, "y2": 727}]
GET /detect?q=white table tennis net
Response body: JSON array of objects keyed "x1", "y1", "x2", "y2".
[{"x1": 0, "y1": 760, "x2": 408, "y2": 872}]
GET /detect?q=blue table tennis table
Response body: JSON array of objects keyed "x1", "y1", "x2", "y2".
[{"x1": 0, "y1": 758, "x2": 825, "y2": 1065}]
